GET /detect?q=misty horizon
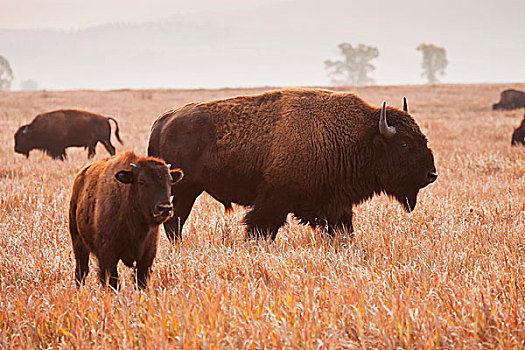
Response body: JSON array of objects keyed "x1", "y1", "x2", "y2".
[{"x1": 1, "y1": 0, "x2": 523, "y2": 90}]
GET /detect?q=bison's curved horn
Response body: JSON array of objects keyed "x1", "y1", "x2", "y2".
[
  {"x1": 130, "y1": 163, "x2": 137, "y2": 168},
  {"x1": 166, "y1": 164, "x2": 172, "y2": 170},
  {"x1": 403, "y1": 97, "x2": 408, "y2": 112},
  {"x1": 379, "y1": 102, "x2": 396, "y2": 138}
]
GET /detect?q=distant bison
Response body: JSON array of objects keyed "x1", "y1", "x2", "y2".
[
  {"x1": 492, "y1": 89, "x2": 525, "y2": 110},
  {"x1": 14, "y1": 109, "x2": 123, "y2": 160},
  {"x1": 69, "y1": 151, "x2": 183, "y2": 289},
  {"x1": 148, "y1": 88, "x2": 437, "y2": 241},
  {"x1": 511, "y1": 112, "x2": 525, "y2": 146}
]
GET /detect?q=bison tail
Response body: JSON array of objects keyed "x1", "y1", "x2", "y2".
[{"x1": 107, "y1": 117, "x2": 123, "y2": 145}]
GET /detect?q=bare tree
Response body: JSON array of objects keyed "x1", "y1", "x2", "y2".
[
  {"x1": 325, "y1": 43, "x2": 379, "y2": 86},
  {"x1": 0, "y1": 56, "x2": 14, "y2": 90},
  {"x1": 417, "y1": 44, "x2": 448, "y2": 84}
]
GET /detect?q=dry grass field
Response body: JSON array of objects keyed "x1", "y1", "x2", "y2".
[{"x1": 1, "y1": 83, "x2": 525, "y2": 348}]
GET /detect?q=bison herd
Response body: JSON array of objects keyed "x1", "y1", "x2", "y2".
[{"x1": 12, "y1": 87, "x2": 524, "y2": 289}]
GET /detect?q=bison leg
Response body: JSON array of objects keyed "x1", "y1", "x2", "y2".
[
  {"x1": 73, "y1": 242, "x2": 90, "y2": 287},
  {"x1": 135, "y1": 242, "x2": 157, "y2": 289},
  {"x1": 88, "y1": 142, "x2": 98, "y2": 158},
  {"x1": 164, "y1": 187, "x2": 202, "y2": 242},
  {"x1": 243, "y1": 193, "x2": 288, "y2": 241},
  {"x1": 135, "y1": 260, "x2": 153, "y2": 290},
  {"x1": 101, "y1": 139, "x2": 116, "y2": 156},
  {"x1": 70, "y1": 224, "x2": 90, "y2": 287},
  {"x1": 50, "y1": 148, "x2": 67, "y2": 160},
  {"x1": 327, "y1": 210, "x2": 354, "y2": 239},
  {"x1": 97, "y1": 255, "x2": 119, "y2": 290}
]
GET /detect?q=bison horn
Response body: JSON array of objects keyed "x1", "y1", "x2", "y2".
[
  {"x1": 22, "y1": 126, "x2": 29, "y2": 134},
  {"x1": 379, "y1": 102, "x2": 396, "y2": 138},
  {"x1": 130, "y1": 163, "x2": 137, "y2": 168},
  {"x1": 166, "y1": 164, "x2": 172, "y2": 170},
  {"x1": 403, "y1": 97, "x2": 408, "y2": 112}
]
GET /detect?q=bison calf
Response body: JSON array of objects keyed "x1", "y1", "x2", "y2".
[
  {"x1": 69, "y1": 151, "x2": 183, "y2": 289},
  {"x1": 14, "y1": 109, "x2": 123, "y2": 160}
]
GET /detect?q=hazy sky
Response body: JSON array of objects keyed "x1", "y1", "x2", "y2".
[
  {"x1": 1, "y1": 0, "x2": 524, "y2": 90},
  {"x1": 0, "y1": 0, "x2": 288, "y2": 29}
]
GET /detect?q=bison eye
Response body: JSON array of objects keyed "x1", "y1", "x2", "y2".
[
  {"x1": 401, "y1": 143, "x2": 408, "y2": 148},
  {"x1": 138, "y1": 180, "x2": 146, "y2": 186}
]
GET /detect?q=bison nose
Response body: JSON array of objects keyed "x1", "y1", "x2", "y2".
[
  {"x1": 156, "y1": 203, "x2": 173, "y2": 216},
  {"x1": 427, "y1": 171, "x2": 438, "y2": 183}
]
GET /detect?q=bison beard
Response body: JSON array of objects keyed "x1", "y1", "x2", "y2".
[{"x1": 148, "y1": 89, "x2": 437, "y2": 241}]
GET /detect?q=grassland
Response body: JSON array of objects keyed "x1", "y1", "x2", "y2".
[{"x1": 1, "y1": 84, "x2": 524, "y2": 348}]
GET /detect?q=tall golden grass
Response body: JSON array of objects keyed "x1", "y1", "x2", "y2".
[{"x1": 1, "y1": 84, "x2": 524, "y2": 348}]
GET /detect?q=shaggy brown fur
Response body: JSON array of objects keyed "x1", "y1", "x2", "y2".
[
  {"x1": 69, "y1": 151, "x2": 183, "y2": 289},
  {"x1": 511, "y1": 112, "x2": 525, "y2": 146},
  {"x1": 148, "y1": 88, "x2": 437, "y2": 241},
  {"x1": 14, "y1": 109, "x2": 123, "y2": 160},
  {"x1": 493, "y1": 89, "x2": 525, "y2": 110}
]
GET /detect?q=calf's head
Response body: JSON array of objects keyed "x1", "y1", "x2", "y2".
[
  {"x1": 373, "y1": 99, "x2": 437, "y2": 212},
  {"x1": 115, "y1": 160, "x2": 184, "y2": 224}
]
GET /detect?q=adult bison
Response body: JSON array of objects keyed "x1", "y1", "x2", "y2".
[
  {"x1": 69, "y1": 151, "x2": 183, "y2": 289},
  {"x1": 14, "y1": 109, "x2": 123, "y2": 160},
  {"x1": 148, "y1": 88, "x2": 437, "y2": 241},
  {"x1": 492, "y1": 89, "x2": 525, "y2": 110},
  {"x1": 511, "y1": 112, "x2": 525, "y2": 146}
]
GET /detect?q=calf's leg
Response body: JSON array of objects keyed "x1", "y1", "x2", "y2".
[
  {"x1": 69, "y1": 220, "x2": 90, "y2": 287},
  {"x1": 97, "y1": 254, "x2": 119, "y2": 290},
  {"x1": 135, "y1": 238, "x2": 158, "y2": 289}
]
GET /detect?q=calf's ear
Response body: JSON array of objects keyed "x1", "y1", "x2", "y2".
[
  {"x1": 115, "y1": 170, "x2": 133, "y2": 184},
  {"x1": 170, "y1": 169, "x2": 184, "y2": 185}
]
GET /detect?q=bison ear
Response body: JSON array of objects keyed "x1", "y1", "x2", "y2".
[
  {"x1": 170, "y1": 169, "x2": 184, "y2": 185},
  {"x1": 115, "y1": 170, "x2": 133, "y2": 184}
]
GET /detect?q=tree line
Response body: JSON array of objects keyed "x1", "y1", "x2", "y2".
[
  {"x1": 0, "y1": 43, "x2": 447, "y2": 90},
  {"x1": 0, "y1": 55, "x2": 39, "y2": 91},
  {"x1": 325, "y1": 43, "x2": 448, "y2": 86}
]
